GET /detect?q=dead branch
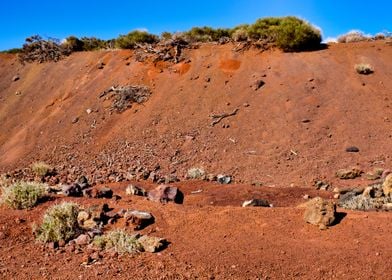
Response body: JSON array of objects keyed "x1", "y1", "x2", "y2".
[{"x1": 210, "y1": 108, "x2": 239, "y2": 126}]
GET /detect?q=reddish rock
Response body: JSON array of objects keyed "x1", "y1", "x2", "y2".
[{"x1": 147, "y1": 185, "x2": 183, "y2": 204}]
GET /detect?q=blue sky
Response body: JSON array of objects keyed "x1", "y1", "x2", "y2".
[{"x1": 0, "y1": 0, "x2": 391, "y2": 50}]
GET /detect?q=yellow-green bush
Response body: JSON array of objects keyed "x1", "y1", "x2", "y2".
[{"x1": 1, "y1": 181, "x2": 47, "y2": 209}]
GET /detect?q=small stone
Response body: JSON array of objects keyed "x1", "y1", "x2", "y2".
[
  {"x1": 336, "y1": 168, "x2": 363, "y2": 179},
  {"x1": 97, "y1": 187, "x2": 113, "y2": 198},
  {"x1": 12, "y1": 75, "x2": 20, "y2": 82},
  {"x1": 382, "y1": 203, "x2": 392, "y2": 211},
  {"x1": 301, "y1": 119, "x2": 311, "y2": 123},
  {"x1": 303, "y1": 197, "x2": 336, "y2": 229},
  {"x1": 345, "y1": 146, "x2": 360, "y2": 153},
  {"x1": 147, "y1": 185, "x2": 183, "y2": 204},
  {"x1": 124, "y1": 210, "x2": 154, "y2": 230},
  {"x1": 62, "y1": 183, "x2": 82, "y2": 197},
  {"x1": 58, "y1": 240, "x2": 66, "y2": 247},
  {"x1": 47, "y1": 242, "x2": 58, "y2": 250},
  {"x1": 382, "y1": 174, "x2": 392, "y2": 196},
  {"x1": 366, "y1": 168, "x2": 384, "y2": 180},
  {"x1": 253, "y1": 79, "x2": 265, "y2": 90},
  {"x1": 217, "y1": 174, "x2": 231, "y2": 184},
  {"x1": 86, "y1": 108, "x2": 92, "y2": 114},
  {"x1": 125, "y1": 184, "x2": 147, "y2": 196},
  {"x1": 71, "y1": 117, "x2": 79, "y2": 124},
  {"x1": 138, "y1": 236, "x2": 166, "y2": 253},
  {"x1": 303, "y1": 194, "x2": 310, "y2": 200},
  {"x1": 15, "y1": 91, "x2": 22, "y2": 95},
  {"x1": 75, "y1": 234, "x2": 91, "y2": 246},
  {"x1": 333, "y1": 193, "x2": 340, "y2": 199},
  {"x1": 97, "y1": 62, "x2": 105, "y2": 69}
]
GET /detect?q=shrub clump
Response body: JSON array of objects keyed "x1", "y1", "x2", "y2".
[
  {"x1": 31, "y1": 161, "x2": 53, "y2": 177},
  {"x1": 35, "y1": 202, "x2": 81, "y2": 243},
  {"x1": 1, "y1": 181, "x2": 47, "y2": 209},
  {"x1": 355, "y1": 63, "x2": 374, "y2": 75},
  {"x1": 247, "y1": 16, "x2": 321, "y2": 51},
  {"x1": 186, "y1": 167, "x2": 206, "y2": 180},
  {"x1": 337, "y1": 31, "x2": 369, "y2": 43},
  {"x1": 93, "y1": 230, "x2": 143, "y2": 254},
  {"x1": 115, "y1": 31, "x2": 159, "y2": 49}
]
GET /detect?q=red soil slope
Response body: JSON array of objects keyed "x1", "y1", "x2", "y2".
[{"x1": 0, "y1": 41, "x2": 391, "y2": 279}]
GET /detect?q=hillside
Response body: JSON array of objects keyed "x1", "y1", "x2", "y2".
[{"x1": 0, "y1": 41, "x2": 392, "y2": 279}]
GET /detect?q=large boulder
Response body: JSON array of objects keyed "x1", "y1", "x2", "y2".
[
  {"x1": 147, "y1": 185, "x2": 183, "y2": 204},
  {"x1": 382, "y1": 174, "x2": 392, "y2": 196},
  {"x1": 303, "y1": 197, "x2": 336, "y2": 230},
  {"x1": 124, "y1": 210, "x2": 154, "y2": 230}
]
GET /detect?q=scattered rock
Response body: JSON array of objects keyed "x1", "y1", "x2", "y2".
[
  {"x1": 124, "y1": 210, "x2": 154, "y2": 230},
  {"x1": 86, "y1": 108, "x2": 92, "y2": 114},
  {"x1": 382, "y1": 203, "x2": 392, "y2": 211},
  {"x1": 382, "y1": 174, "x2": 392, "y2": 196},
  {"x1": 301, "y1": 119, "x2": 311, "y2": 123},
  {"x1": 164, "y1": 174, "x2": 179, "y2": 184},
  {"x1": 217, "y1": 174, "x2": 231, "y2": 184},
  {"x1": 125, "y1": 184, "x2": 147, "y2": 196},
  {"x1": 97, "y1": 62, "x2": 105, "y2": 69},
  {"x1": 138, "y1": 236, "x2": 166, "y2": 253},
  {"x1": 345, "y1": 146, "x2": 360, "y2": 153},
  {"x1": 336, "y1": 168, "x2": 362, "y2": 179},
  {"x1": 77, "y1": 176, "x2": 89, "y2": 189},
  {"x1": 242, "y1": 199, "x2": 270, "y2": 207},
  {"x1": 71, "y1": 117, "x2": 79, "y2": 124},
  {"x1": 47, "y1": 241, "x2": 58, "y2": 250},
  {"x1": 381, "y1": 169, "x2": 392, "y2": 179},
  {"x1": 75, "y1": 234, "x2": 91, "y2": 246},
  {"x1": 303, "y1": 197, "x2": 336, "y2": 230},
  {"x1": 147, "y1": 185, "x2": 183, "y2": 204},
  {"x1": 15, "y1": 91, "x2": 22, "y2": 95},
  {"x1": 97, "y1": 187, "x2": 113, "y2": 198},
  {"x1": 12, "y1": 75, "x2": 20, "y2": 82},
  {"x1": 303, "y1": 194, "x2": 310, "y2": 200},
  {"x1": 366, "y1": 168, "x2": 384, "y2": 180},
  {"x1": 314, "y1": 180, "x2": 330, "y2": 191},
  {"x1": 252, "y1": 79, "x2": 265, "y2": 90},
  {"x1": 333, "y1": 193, "x2": 340, "y2": 199},
  {"x1": 62, "y1": 183, "x2": 82, "y2": 197}
]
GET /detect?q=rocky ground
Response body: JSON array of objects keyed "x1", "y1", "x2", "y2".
[{"x1": 0, "y1": 40, "x2": 391, "y2": 279}]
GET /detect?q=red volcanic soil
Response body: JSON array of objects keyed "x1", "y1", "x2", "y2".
[{"x1": 0, "y1": 41, "x2": 392, "y2": 279}]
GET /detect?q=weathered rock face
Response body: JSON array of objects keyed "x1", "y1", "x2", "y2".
[
  {"x1": 303, "y1": 197, "x2": 336, "y2": 230},
  {"x1": 62, "y1": 183, "x2": 82, "y2": 197},
  {"x1": 336, "y1": 168, "x2": 362, "y2": 179},
  {"x1": 147, "y1": 185, "x2": 183, "y2": 204},
  {"x1": 382, "y1": 174, "x2": 392, "y2": 196},
  {"x1": 124, "y1": 210, "x2": 154, "y2": 230}
]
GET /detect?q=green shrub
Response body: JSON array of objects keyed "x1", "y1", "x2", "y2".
[
  {"x1": 93, "y1": 230, "x2": 143, "y2": 254},
  {"x1": 184, "y1": 26, "x2": 231, "y2": 42},
  {"x1": 1, "y1": 48, "x2": 23, "y2": 54},
  {"x1": 79, "y1": 37, "x2": 110, "y2": 51},
  {"x1": 1, "y1": 181, "x2": 46, "y2": 209},
  {"x1": 186, "y1": 167, "x2": 206, "y2": 180},
  {"x1": 231, "y1": 25, "x2": 250, "y2": 41},
  {"x1": 35, "y1": 202, "x2": 80, "y2": 243},
  {"x1": 63, "y1": 36, "x2": 84, "y2": 52},
  {"x1": 31, "y1": 161, "x2": 52, "y2": 177},
  {"x1": 115, "y1": 31, "x2": 159, "y2": 49},
  {"x1": 161, "y1": 32, "x2": 173, "y2": 40},
  {"x1": 355, "y1": 63, "x2": 374, "y2": 75},
  {"x1": 247, "y1": 16, "x2": 321, "y2": 51}
]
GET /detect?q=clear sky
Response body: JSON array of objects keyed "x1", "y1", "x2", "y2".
[{"x1": 0, "y1": 0, "x2": 391, "y2": 50}]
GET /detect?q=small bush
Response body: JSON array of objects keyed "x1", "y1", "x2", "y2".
[
  {"x1": 355, "y1": 63, "x2": 374, "y2": 75},
  {"x1": 35, "y1": 202, "x2": 80, "y2": 243},
  {"x1": 337, "y1": 31, "x2": 369, "y2": 43},
  {"x1": 339, "y1": 194, "x2": 391, "y2": 211},
  {"x1": 62, "y1": 36, "x2": 84, "y2": 52},
  {"x1": 161, "y1": 32, "x2": 173, "y2": 40},
  {"x1": 1, "y1": 181, "x2": 46, "y2": 209},
  {"x1": 186, "y1": 167, "x2": 206, "y2": 180},
  {"x1": 31, "y1": 161, "x2": 52, "y2": 177},
  {"x1": 231, "y1": 26, "x2": 250, "y2": 42},
  {"x1": 184, "y1": 26, "x2": 231, "y2": 42},
  {"x1": 115, "y1": 31, "x2": 159, "y2": 49},
  {"x1": 1, "y1": 48, "x2": 23, "y2": 54},
  {"x1": 79, "y1": 37, "x2": 110, "y2": 51},
  {"x1": 93, "y1": 230, "x2": 143, "y2": 254}
]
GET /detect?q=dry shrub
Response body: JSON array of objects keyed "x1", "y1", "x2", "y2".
[
  {"x1": 93, "y1": 230, "x2": 143, "y2": 254},
  {"x1": 337, "y1": 31, "x2": 369, "y2": 43},
  {"x1": 1, "y1": 181, "x2": 47, "y2": 209},
  {"x1": 100, "y1": 85, "x2": 152, "y2": 112},
  {"x1": 35, "y1": 202, "x2": 81, "y2": 242},
  {"x1": 355, "y1": 63, "x2": 374, "y2": 75},
  {"x1": 31, "y1": 161, "x2": 53, "y2": 177}
]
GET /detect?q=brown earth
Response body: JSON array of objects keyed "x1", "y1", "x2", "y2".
[{"x1": 0, "y1": 41, "x2": 391, "y2": 279}]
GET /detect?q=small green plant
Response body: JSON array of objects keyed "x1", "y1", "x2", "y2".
[
  {"x1": 355, "y1": 63, "x2": 374, "y2": 75},
  {"x1": 35, "y1": 202, "x2": 80, "y2": 243},
  {"x1": 93, "y1": 230, "x2": 143, "y2": 254},
  {"x1": 115, "y1": 31, "x2": 159, "y2": 49},
  {"x1": 1, "y1": 181, "x2": 47, "y2": 209},
  {"x1": 31, "y1": 161, "x2": 52, "y2": 177}
]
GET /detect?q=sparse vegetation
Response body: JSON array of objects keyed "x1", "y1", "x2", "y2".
[
  {"x1": 339, "y1": 194, "x2": 391, "y2": 211},
  {"x1": 337, "y1": 31, "x2": 369, "y2": 43},
  {"x1": 1, "y1": 181, "x2": 47, "y2": 209},
  {"x1": 184, "y1": 27, "x2": 231, "y2": 42},
  {"x1": 93, "y1": 230, "x2": 143, "y2": 254},
  {"x1": 100, "y1": 85, "x2": 152, "y2": 112},
  {"x1": 35, "y1": 202, "x2": 81, "y2": 243},
  {"x1": 186, "y1": 167, "x2": 206, "y2": 180},
  {"x1": 355, "y1": 63, "x2": 374, "y2": 75},
  {"x1": 115, "y1": 31, "x2": 159, "y2": 49},
  {"x1": 31, "y1": 161, "x2": 53, "y2": 177}
]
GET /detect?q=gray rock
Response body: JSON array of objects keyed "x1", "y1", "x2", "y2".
[
  {"x1": 217, "y1": 174, "x2": 231, "y2": 184},
  {"x1": 12, "y1": 75, "x2": 20, "y2": 82},
  {"x1": 97, "y1": 187, "x2": 113, "y2": 198},
  {"x1": 124, "y1": 210, "x2": 154, "y2": 230},
  {"x1": 74, "y1": 234, "x2": 91, "y2": 246},
  {"x1": 61, "y1": 183, "x2": 82, "y2": 197},
  {"x1": 345, "y1": 146, "x2": 360, "y2": 153}
]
